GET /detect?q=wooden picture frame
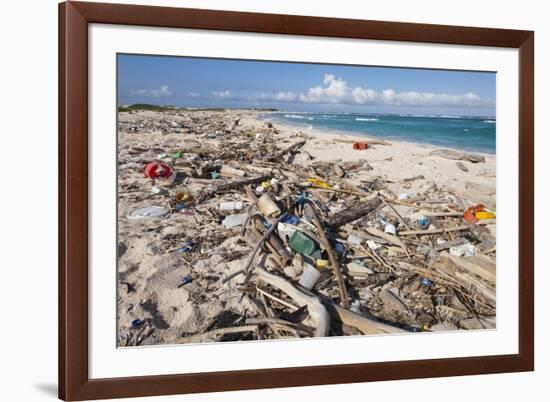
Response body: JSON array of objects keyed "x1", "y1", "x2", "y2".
[{"x1": 59, "y1": 1, "x2": 534, "y2": 400}]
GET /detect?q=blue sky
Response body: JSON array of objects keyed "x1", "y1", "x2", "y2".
[{"x1": 118, "y1": 54, "x2": 496, "y2": 116}]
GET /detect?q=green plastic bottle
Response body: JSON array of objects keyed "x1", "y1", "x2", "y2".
[{"x1": 289, "y1": 231, "x2": 317, "y2": 256}]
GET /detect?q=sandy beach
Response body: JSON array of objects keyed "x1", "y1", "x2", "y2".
[
  {"x1": 243, "y1": 113, "x2": 496, "y2": 209},
  {"x1": 116, "y1": 108, "x2": 496, "y2": 347}
]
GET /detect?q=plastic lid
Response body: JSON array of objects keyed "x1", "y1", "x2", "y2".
[{"x1": 128, "y1": 206, "x2": 168, "y2": 219}]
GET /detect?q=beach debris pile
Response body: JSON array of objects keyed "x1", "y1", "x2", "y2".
[{"x1": 116, "y1": 109, "x2": 496, "y2": 346}]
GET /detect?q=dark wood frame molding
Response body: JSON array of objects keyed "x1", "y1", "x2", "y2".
[{"x1": 59, "y1": 1, "x2": 534, "y2": 400}]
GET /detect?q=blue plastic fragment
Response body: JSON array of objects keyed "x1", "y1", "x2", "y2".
[
  {"x1": 178, "y1": 241, "x2": 194, "y2": 253},
  {"x1": 417, "y1": 217, "x2": 430, "y2": 229},
  {"x1": 282, "y1": 214, "x2": 300, "y2": 225},
  {"x1": 131, "y1": 319, "x2": 144, "y2": 328},
  {"x1": 178, "y1": 275, "x2": 192, "y2": 287},
  {"x1": 175, "y1": 203, "x2": 186, "y2": 210},
  {"x1": 335, "y1": 243, "x2": 345, "y2": 254},
  {"x1": 422, "y1": 278, "x2": 432, "y2": 286},
  {"x1": 296, "y1": 191, "x2": 307, "y2": 205}
]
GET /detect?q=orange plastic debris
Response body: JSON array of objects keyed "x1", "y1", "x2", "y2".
[
  {"x1": 353, "y1": 142, "x2": 370, "y2": 150},
  {"x1": 463, "y1": 204, "x2": 485, "y2": 224}
]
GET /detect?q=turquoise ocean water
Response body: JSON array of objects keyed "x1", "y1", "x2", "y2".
[{"x1": 269, "y1": 112, "x2": 496, "y2": 154}]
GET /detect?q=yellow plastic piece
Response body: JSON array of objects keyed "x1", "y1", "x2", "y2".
[
  {"x1": 306, "y1": 178, "x2": 332, "y2": 189},
  {"x1": 475, "y1": 211, "x2": 496, "y2": 220},
  {"x1": 316, "y1": 259, "x2": 329, "y2": 269}
]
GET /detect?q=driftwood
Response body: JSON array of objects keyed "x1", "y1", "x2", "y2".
[
  {"x1": 429, "y1": 149, "x2": 486, "y2": 163},
  {"x1": 245, "y1": 317, "x2": 315, "y2": 336},
  {"x1": 268, "y1": 141, "x2": 306, "y2": 161},
  {"x1": 326, "y1": 304, "x2": 408, "y2": 335},
  {"x1": 223, "y1": 213, "x2": 289, "y2": 284},
  {"x1": 211, "y1": 175, "x2": 271, "y2": 194},
  {"x1": 380, "y1": 197, "x2": 413, "y2": 233},
  {"x1": 384, "y1": 198, "x2": 441, "y2": 211},
  {"x1": 304, "y1": 185, "x2": 371, "y2": 197},
  {"x1": 366, "y1": 227, "x2": 409, "y2": 257},
  {"x1": 251, "y1": 216, "x2": 292, "y2": 266},
  {"x1": 256, "y1": 268, "x2": 330, "y2": 337},
  {"x1": 431, "y1": 259, "x2": 496, "y2": 307},
  {"x1": 444, "y1": 254, "x2": 496, "y2": 284},
  {"x1": 305, "y1": 204, "x2": 349, "y2": 308},
  {"x1": 399, "y1": 225, "x2": 469, "y2": 236},
  {"x1": 256, "y1": 286, "x2": 299, "y2": 310},
  {"x1": 424, "y1": 211, "x2": 463, "y2": 217},
  {"x1": 434, "y1": 237, "x2": 468, "y2": 251},
  {"x1": 176, "y1": 325, "x2": 258, "y2": 344},
  {"x1": 334, "y1": 138, "x2": 391, "y2": 146},
  {"x1": 328, "y1": 197, "x2": 381, "y2": 228}
]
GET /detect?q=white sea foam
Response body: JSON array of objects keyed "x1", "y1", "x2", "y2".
[
  {"x1": 355, "y1": 117, "x2": 379, "y2": 122},
  {"x1": 483, "y1": 120, "x2": 496, "y2": 123},
  {"x1": 284, "y1": 114, "x2": 314, "y2": 120}
]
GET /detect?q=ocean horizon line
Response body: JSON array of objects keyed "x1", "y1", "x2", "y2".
[{"x1": 118, "y1": 103, "x2": 495, "y2": 119}]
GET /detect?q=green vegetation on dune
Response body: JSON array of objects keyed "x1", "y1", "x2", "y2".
[
  {"x1": 117, "y1": 104, "x2": 278, "y2": 113},
  {"x1": 119, "y1": 104, "x2": 176, "y2": 112}
]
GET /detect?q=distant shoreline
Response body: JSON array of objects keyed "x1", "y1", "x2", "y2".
[
  {"x1": 117, "y1": 104, "x2": 496, "y2": 156},
  {"x1": 118, "y1": 103, "x2": 495, "y2": 119}
]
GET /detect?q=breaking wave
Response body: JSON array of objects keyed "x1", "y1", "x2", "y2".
[{"x1": 284, "y1": 114, "x2": 314, "y2": 120}]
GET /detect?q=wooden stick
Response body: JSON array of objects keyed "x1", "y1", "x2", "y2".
[
  {"x1": 379, "y1": 197, "x2": 416, "y2": 239},
  {"x1": 360, "y1": 245, "x2": 394, "y2": 271},
  {"x1": 268, "y1": 141, "x2": 306, "y2": 161},
  {"x1": 384, "y1": 198, "x2": 442, "y2": 211},
  {"x1": 256, "y1": 268, "x2": 330, "y2": 337},
  {"x1": 455, "y1": 272, "x2": 496, "y2": 303},
  {"x1": 424, "y1": 211, "x2": 463, "y2": 217},
  {"x1": 305, "y1": 204, "x2": 349, "y2": 308},
  {"x1": 256, "y1": 286, "x2": 299, "y2": 310},
  {"x1": 251, "y1": 216, "x2": 292, "y2": 266},
  {"x1": 256, "y1": 292, "x2": 284, "y2": 339},
  {"x1": 398, "y1": 225, "x2": 469, "y2": 236},
  {"x1": 245, "y1": 318, "x2": 315, "y2": 335},
  {"x1": 327, "y1": 197, "x2": 381, "y2": 228},
  {"x1": 327, "y1": 304, "x2": 408, "y2": 335},
  {"x1": 301, "y1": 185, "x2": 370, "y2": 197},
  {"x1": 366, "y1": 227, "x2": 410, "y2": 258},
  {"x1": 212, "y1": 175, "x2": 271, "y2": 194},
  {"x1": 224, "y1": 213, "x2": 291, "y2": 284},
  {"x1": 175, "y1": 325, "x2": 258, "y2": 344},
  {"x1": 444, "y1": 254, "x2": 496, "y2": 284}
]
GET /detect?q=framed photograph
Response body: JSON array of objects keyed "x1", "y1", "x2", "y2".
[{"x1": 59, "y1": 1, "x2": 534, "y2": 400}]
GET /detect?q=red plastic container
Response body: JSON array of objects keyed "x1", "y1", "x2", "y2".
[
  {"x1": 353, "y1": 142, "x2": 369, "y2": 150},
  {"x1": 144, "y1": 162, "x2": 173, "y2": 179}
]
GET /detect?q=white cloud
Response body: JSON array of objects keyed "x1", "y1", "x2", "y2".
[
  {"x1": 211, "y1": 90, "x2": 231, "y2": 98},
  {"x1": 129, "y1": 85, "x2": 172, "y2": 98},
  {"x1": 187, "y1": 92, "x2": 200, "y2": 98},
  {"x1": 274, "y1": 91, "x2": 297, "y2": 102},
  {"x1": 298, "y1": 74, "x2": 349, "y2": 103},
  {"x1": 269, "y1": 74, "x2": 493, "y2": 108}
]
